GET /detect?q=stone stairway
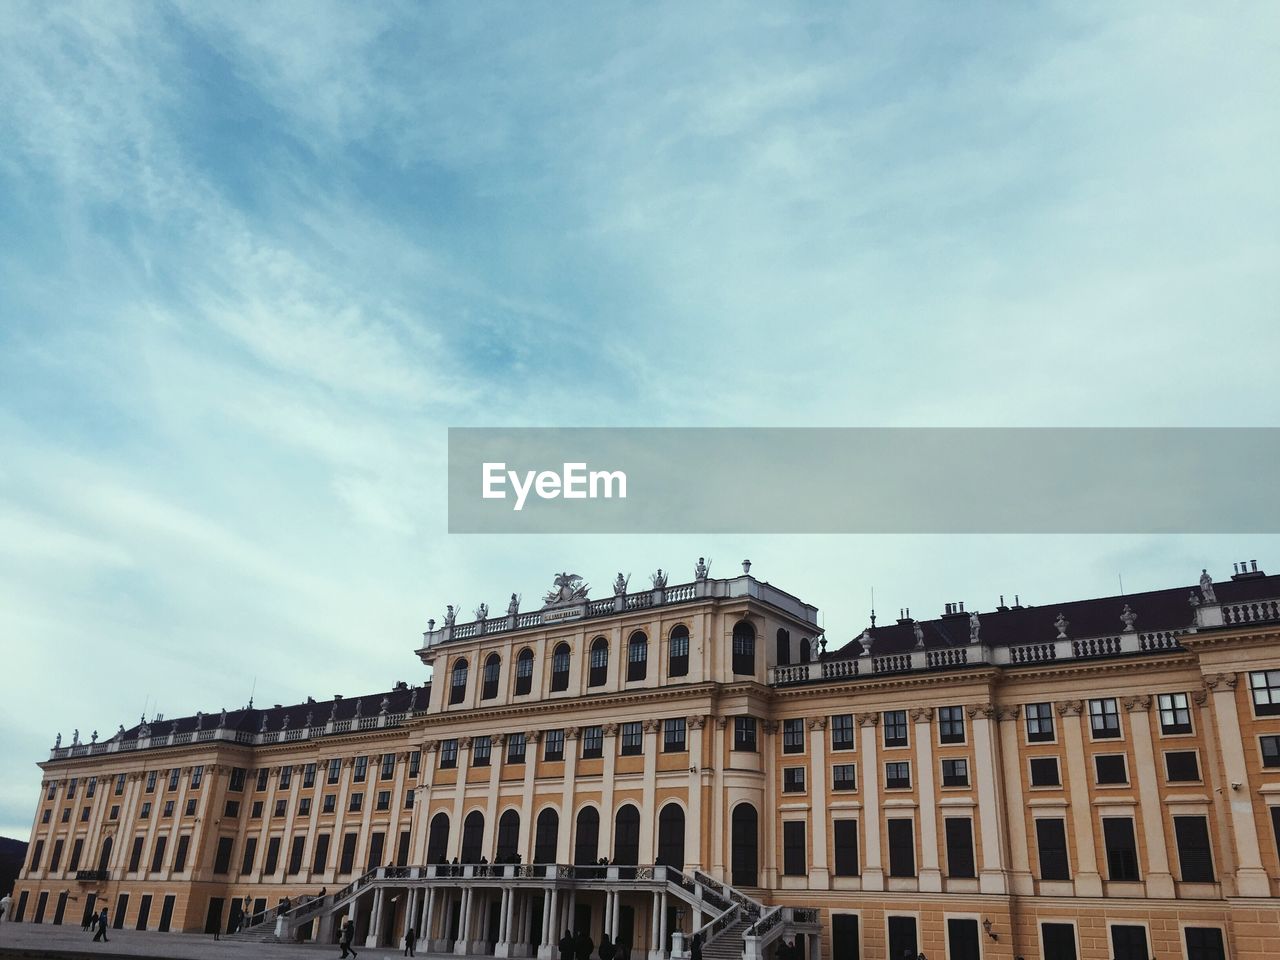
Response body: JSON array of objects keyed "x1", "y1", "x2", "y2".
[{"x1": 700, "y1": 918, "x2": 751, "y2": 960}]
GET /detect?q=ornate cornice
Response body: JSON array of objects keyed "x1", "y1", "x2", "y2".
[
  {"x1": 1056, "y1": 700, "x2": 1083, "y2": 717},
  {"x1": 1122, "y1": 695, "x2": 1152, "y2": 714},
  {"x1": 807, "y1": 717, "x2": 827, "y2": 731},
  {"x1": 910, "y1": 707, "x2": 933, "y2": 723},
  {"x1": 1204, "y1": 672, "x2": 1239, "y2": 691}
]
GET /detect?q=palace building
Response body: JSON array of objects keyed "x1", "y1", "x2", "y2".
[{"x1": 11, "y1": 559, "x2": 1280, "y2": 960}]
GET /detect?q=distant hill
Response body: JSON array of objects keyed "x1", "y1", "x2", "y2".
[{"x1": 0, "y1": 836, "x2": 28, "y2": 898}]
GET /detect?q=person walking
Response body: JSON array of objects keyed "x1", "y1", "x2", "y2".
[
  {"x1": 339, "y1": 918, "x2": 358, "y2": 958},
  {"x1": 404, "y1": 924, "x2": 417, "y2": 957},
  {"x1": 558, "y1": 928, "x2": 575, "y2": 960},
  {"x1": 690, "y1": 932, "x2": 703, "y2": 960},
  {"x1": 599, "y1": 932, "x2": 616, "y2": 960},
  {"x1": 574, "y1": 928, "x2": 593, "y2": 960},
  {"x1": 92, "y1": 908, "x2": 109, "y2": 942}
]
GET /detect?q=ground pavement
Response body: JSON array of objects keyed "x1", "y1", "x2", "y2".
[{"x1": 0, "y1": 923, "x2": 436, "y2": 960}]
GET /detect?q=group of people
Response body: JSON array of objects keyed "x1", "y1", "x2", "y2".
[
  {"x1": 436, "y1": 852, "x2": 524, "y2": 877},
  {"x1": 557, "y1": 928, "x2": 634, "y2": 960},
  {"x1": 81, "y1": 907, "x2": 109, "y2": 942}
]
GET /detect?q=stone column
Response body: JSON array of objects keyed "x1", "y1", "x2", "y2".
[
  {"x1": 857, "y1": 713, "x2": 884, "y2": 890},
  {"x1": 484, "y1": 735, "x2": 506, "y2": 857},
  {"x1": 450, "y1": 738, "x2": 473, "y2": 859},
  {"x1": 558, "y1": 728, "x2": 580, "y2": 863},
  {"x1": 601, "y1": 724, "x2": 619, "y2": 857},
  {"x1": 1204, "y1": 673, "x2": 1271, "y2": 896},
  {"x1": 996, "y1": 706, "x2": 1035, "y2": 895},
  {"x1": 969, "y1": 703, "x2": 1009, "y2": 894},
  {"x1": 804, "y1": 716, "x2": 831, "y2": 887},
  {"x1": 687, "y1": 715, "x2": 706, "y2": 872},
  {"x1": 366, "y1": 887, "x2": 385, "y2": 947},
  {"x1": 611, "y1": 891, "x2": 621, "y2": 940},
  {"x1": 711, "y1": 716, "x2": 728, "y2": 879},
  {"x1": 454, "y1": 887, "x2": 472, "y2": 955},
  {"x1": 1123, "y1": 695, "x2": 1175, "y2": 897},
  {"x1": 639, "y1": 720, "x2": 661, "y2": 861},
  {"x1": 521, "y1": 731, "x2": 541, "y2": 863},
  {"x1": 1057, "y1": 700, "x2": 1103, "y2": 896},
  {"x1": 411, "y1": 741, "x2": 439, "y2": 864},
  {"x1": 911, "y1": 707, "x2": 941, "y2": 892},
  {"x1": 648, "y1": 892, "x2": 662, "y2": 960},
  {"x1": 761, "y1": 720, "x2": 779, "y2": 888}
]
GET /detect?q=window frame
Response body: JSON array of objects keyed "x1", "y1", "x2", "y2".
[
  {"x1": 832, "y1": 763, "x2": 857, "y2": 792},
  {"x1": 885, "y1": 760, "x2": 911, "y2": 790},
  {"x1": 1088, "y1": 698, "x2": 1122, "y2": 740},
  {"x1": 883, "y1": 710, "x2": 909, "y2": 748},
  {"x1": 1029, "y1": 756, "x2": 1062, "y2": 788},
  {"x1": 1250, "y1": 669, "x2": 1280, "y2": 716},
  {"x1": 941, "y1": 757, "x2": 970, "y2": 788},
  {"x1": 938, "y1": 706, "x2": 966, "y2": 745},
  {"x1": 1157, "y1": 692, "x2": 1193, "y2": 736},
  {"x1": 1025, "y1": 702, "x2": 1056, "y2": 743}
]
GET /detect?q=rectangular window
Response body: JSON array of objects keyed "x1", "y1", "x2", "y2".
[
  {"x1": 300, "y1": 798, "x2": 313, "y2": 817},
  {"x1": 323, "y1": 794, "x2": 336, "y2": 814},
  {"x1": 287, "y1": 835, "x2": 305, "y2": 875},
  {"x1": 833, "y1": 819, "x2": 859, "y2": 876},
  {"x1": 213, "y1": 836, "x2": 234, "y2": 875},
  {"x1": 328, "y1": 758, "x2": 342, "y2": 784},
  {"x1": 507, "y1": 732, "x2": 527, "y2": 763},
  {"x1": 312, "y1": 834, "x2": 330, "y2": 873},
  {"x1": 938, "y1": 705, "x2": 966, "y2": 744},
  {"x1": 279, "y1": 765, "x2": 292, "y2": 789},
  {"x1": 885, "y1": 761, "x2": 911, "y2": 789},
  {"x1": 110, "y1": 804, "x2": 120, "y2": 820},
  {"x1": 163, "y1": 800, "x2": 175, "y2": 818},
  {"x1": 115, "y1": 773, "x2": 127, "y2": 796},
  {"x1": 1036, "y1": 818, "x2": 1070, "y2": 880},
  {"x1": 140, "y1": 801, "x2": 151, "y2": 820},
  {"x1": 945, "y1": 817, "x2": 976, "y2": 878},
  {"x1": 1250, "y1": 670, "x2": 1280, "y2": 716},
  {"x1": 250, "y1": 800, "x2": 262, "y2": 818},
  {"x1": 1261, "y1": 736, "x2": 1280, "y2": 768},
  {"x1": 515, "y1": 652, "x2": 533, "y2": 695},
  {"x1": 338, "y1": 833, "x2": 357, "y2": 875},
  {"x1": 380, "y1": 754, "x2": 395, "y2": 779},
  {"x1": 1030, "y1": 756, "x2": 1061, "y2": 787},
  {"x1": 349, "y1": 793, "x2": 363, "y2": 813},
  {"x1": 150, "y1": 836, "x2": 167, "y2": 874},
  {"x1": 668, "y1": 631, "x2": 690, "y2": 678},
  {"x1": 353, "y1": 756, "x2": 368, "y2": 782},
  {"x1": 1103, "y1": 817, "x2": 1140, "y2": 881},
  {"x1": 167, "y1": 769, "x2": 179, "y2": 791},
  {"x1": 376, "y1": 791, "x2": 390, "y2": 811},
  {"x1": 30, "y1": 839, "x2": 45, "y2": 872},
  {"x1": 620, "y1": 722, "x2": 643, "y2": 756},
  {"x1": 128, "y1": 837, "x2": 144, "y2": 873},
  {"x1": 627, "y1": 636, "x2": 647, "y2": 681},
  {"x1": 941, "y1": 758, "x2": 969, "y2": 787},
  {"x1": 1184, "y1": 927, "x2": 1226, "y2": 960},
  {"x1": 68, "y1": 838, "x2": 83, "y2": 872},
  {"x1": 1041, "y1": 923, "x2": 1078, "y2": 960},
  {"x1": 544, "y1": 729, "x2": 565, "y2": 762},
  {"x1": 366, "y1": 831, "x2": 385, "y2": 871},
  {"x1": 440, "y1": 739, "x2": 458, "y2": 769},
  {"x1": 67, "y1": 777, "x2": 78, "y2": 798},
  {"x1": 831, "y1": 714, "x2": 855, "y2": 751},
  {"x1": 783, "y1": 767, "x2": 806, "y2": 793},
  {"x1": 274, "y1": 799, "x2": 286, "y2": 817},
  {"x1": 734, "y1": 716, "x2": 757, "y2": 752},
  {"x1": 1165, "y1": 750, "x2": 1201, "y2": 782},
  {"x1": 472, "y1": 736, "x2": 492, "y2": 767},
  {"x1": 397, "y1": 830, "x2": 411, "y2": 867},
  {"x1": 146, "y1": 771, "x2": 157, "y2": 793},
  {"x1": 240, "y1": 837, "x2": 257, "y2": 875},
  {"x1": 1110, "y1": 925, "x2": 1149, "y2": 960},
  {"x1": 663, "y1": 718, "x2": 687, "y2": 753},
  {"x1": 1158, "y1": 692, "x2": 1192, "y2": 734},
  {"x1": 887, "y1": 819, "x2": 915, "y2": 877},
  {"x1": 832, "y1": 763, "x2": 857, "y2": 791},
  {"x1": 1095, "y1": 754, "x2": 1129, "y2": 785},
  {"x1": 263, "y1": 836, "x2": 280, "y2": 876},
  {"x1": 582, "y1": 726, "x2": 604, "y2": 759},
  {"x1": 173, "y1": 835, "x2": 190, "y2": 873},
  {"x1": 947, "y1": 918, "x2": 981, "y2": 960},
  {"x1": 782, "y1": 718, "x2": 805, "y2": 753},
  {"x1": 184, "y1": 798, "x2": 197, "y2": 816},
  {"x1": 1089, "y1": 698, "x2": 1121, "y2": 739},
  {"x1": 1174, "y1": 815, "x2": 1215, "y2": 882},
  {"x1": 228, "y1": 767, "x2": 246, "y2": 791},
  {"x1": 81, "y1": 806, "x2": 91, "y2": 821},
  {"x1": 409, "y1": 751, "x2": 421, "y2": 778},
  {"x1": 405, "y1": 788, "x2": 415, "y2": 809},
  {"x1": 223, "y1": 800, "x2": 240, "y2": 819},
  {"x1": 190, "y1": 765, "x2": 203, "y2": 789},
  {"x1": 1026, "y1": 702, "x2": 1056, "y2": 742},
  {"x1": 303, "y1": 763, "x2": 317, "y2": 788},
  {"x1": 782, "y1": 821, "x2": 806, "y2": 876},
  {"x1": 256, "y1": 768, "x2": 268, "y2": 791},
  {"x1": 589, "y1": 641, "x2": 608, "y2": 686},
  {"x1": 883, "y1": 710, "x2": 908, "y2": 747}
]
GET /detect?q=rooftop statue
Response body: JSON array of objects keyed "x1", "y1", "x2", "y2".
[
  {"x1": 969, "y1": 611, "x2": 981, "y2": 644},
  {"x1": 613, "y1": 572, "x2": 630, "y2": 596},
  {"x1": 475, "y1": 602, "x2": 488, "y2": 621},
  {"x1": 507, "y1": 593, "x2": 520, "y2": 617},
  {"x1": 545, "y1": 572, "x2": 589, "y2": 606},
  {"x1": 694, "y1": 557, "x2": 710, "y2": 581},
  {"x1": 651, "y1": 568, "x2": 668, "y2": 590},
  {"x1": 1199, "y1": 569, "x2": 1217, "y2": 604}
]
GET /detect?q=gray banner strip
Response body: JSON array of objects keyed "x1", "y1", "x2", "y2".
[{"x1": 447, "y1": 427, "x2": 1280, "y2": 533}]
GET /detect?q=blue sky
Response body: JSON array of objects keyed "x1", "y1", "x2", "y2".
[{"x1": 1, "y1": 2, "x2": 1278, "y2": 837}]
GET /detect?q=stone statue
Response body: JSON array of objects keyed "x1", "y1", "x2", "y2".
[
  {"x1": 54, "y1": 732, "x2": 62, "y2": 749},
  {"x1": 1054, "y1": 613, "x2": 1069, "y2": 639},
  {"x1": 171, "y1": 720, "x2": 179, "y2": 735},
  {"x1": 507, "y1": 593, "x2": 520, "y2": 617},
  {"x1": 117, "y1": 724, "x2": 125, "y2": 738},
  {"x1": 329, "y1": 700, "x2": 339, "y2": 722},
  {"x1": 1188, "y1": 590, "x2": 1200, "y2": 607},
  {"x1": 444, "y1": 605, "x2": 457, "y2": 627},
  {"x1": 1120, "y1": 604, "x2": 1137, "y2": 632},
  {"x1": 857, "y1": 629, "x2": 873, "y2": 656},
  {"x1": 380, "y1": 696, "x2": 390, "y2": 715},
  {"x1": 613, "y1": 572, "x2": 630, "y2": 596},
  {"x1": 545, "y1": 572, "x2": 590, "y2": 605},
  {"x1": 259, "y1": 715, "x2": 268, "y2": 733},
  {"x1": 194, "y1": 711, "x2": 203, "y2": 731},
  {"x1": 651, "y1": 568, "x2": 668, "y2": 590},
  {"x1": 694, "y1": 557, "x2": 710, "y2": 581},
  {"x1": 354, "y1": 699, "x2": 363, "y2": 718},
  {"x1": 90, "y1": 730, "x2": 98, "y2": 743},
  {"x1": 407, "y1": 688, "x2": 418, "y2": 712},
  {"x1": 969, "y1": 611, "x2": 981, "y2": 644},
  {"x1": 305, "y1": 711, "x2": 313, "y2": 728},
  {"x1": 218, "y1": 708, "x2": 228, "y2": 728},
  {"x1": 913, "y1": 622, "x2": 925, "y2": 648},
  {"x1": 475, "y1": 602, "x2": 488, "y2": 621},
  {"x1": 72, "y1": 729, "x2": 80, "y2": 746},
  {"x1": 1199, "y1": 569, "x2": 1216, "y2": 604},
  {"x1": 281, "y1": 715, "x2": 290, "y2": 730}
]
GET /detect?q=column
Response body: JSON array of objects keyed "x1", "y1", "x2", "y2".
[
  {"x1": 485, "y1": 735, "x2": 505, "y2": 857},
  {"x1": 639, "y1": 720, "x2": 660, "y2": 861},
  {"x1": 688, "y1": 716, "x2": 706, "y2": 873},
  {"x1": 450, "y1": 738, "x2": 473, "y2": 859},
  {"x1": 761, "y1": 720, "x2": 779, "y2": 888},
  {"x1": 366, "y1": 887, "x2": 384, "y2": 947},
  {"x1": 807, "y1": 716, "x2": 831, "y2": 887},
  {"x1": 1123, "y1": 696, "x2": 1175, "y2": 897},
  {"x1": 659, "y1": 891, "x2": 669, "y2": 958},
  {"x1": 521, "y1": 731, "x2": 541, "y2": 862},
  {"x1": 610, "y1": 892, "x2": 621, "y2": 940},
  {"x1": 423, "y1": 888, "x2": 436, "y2": 947},
  {"x1": 541, "y1": 889, "x2": 557, "y2": 958},
  {"x1": 711, "y1": 717, "x2": 727, "y2": 879},
  {"x1": 857, "y1": 713, "x2": 884, "y2": 890},
  {"x1": 454, "y1": 887, "x2": 472, "y2": 955},
  {"x1": 601, "y1": 725, "x2": 619, "y2": 857},
  {"x1": 996, "y1": 706, "x2": 1035, "y2": 895},
  {"x1": 1204, "y1": 672, "x2": 1270, "y2": 896},
  {"x1": 970, "y1": 704, "x2": 1009, "y2": 895},
  {"x1": 911, "y1": 707, "x2": 941, "y2": 892},
  {"x1": 648, "y1": 892, "x2": 661, "y2": 960},
  {"x1": 1058, "y1": 701, "x2": 1103, "y2": 896},
  {"x1": 496, "y1": 888, "x2": 511, "y2": 956},
  {"x1": 557, "y1": 729, "x2": 580, "y2": 863},
  {"x1": 411, "y1": 740, "x2": 439, "y2": 864}
]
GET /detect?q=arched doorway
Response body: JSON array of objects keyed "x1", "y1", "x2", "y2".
[
  {"x1": 461, "y1": 810, "x2": 485, "y2": 863},
  {"x1": 534, "y1": 808, "x2": 559, "y2": 864},
  {"x1": 614, "y1": 805, "x2": 641, "y2": 864},
  {"x1": 731, "y1": 803, "x2": 759, "y2": 887},
  {"x1": 657, "y1": 804, "x2": 685, "y2": 870},
  {"x1": 496, "y1": 810, "x2": 520, "y2": 863},
  {"x1": 427, "y1": 812, "x2": 450, "y2": 864},
  {"x1": 574, "y1": 807, "x2": 600, "y2": 865}
]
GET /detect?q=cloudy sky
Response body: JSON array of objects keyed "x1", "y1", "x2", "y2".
[{"x1": 1, "y1": 2, "x2": 1278, "y2": 837}]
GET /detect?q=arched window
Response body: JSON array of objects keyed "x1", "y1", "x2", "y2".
[
  {"x1": 515, "y1": 648, "x2": 535, "y2": 696},
  {"x1": 614, "y1": 805, "x2": 641, "y2": 864},
  {"x1": 461, "y1": 810, "x2": 485, "y2": 863},
  {"x1": 776, "y1": 628, "x2": 792, "y2": 666},
  {"x1": 627, "y1": 632, "x2": 648, "y2": 682},
  {"x1": 588, "y1": 637, "x2": 609, "y2": 687},
  {"x1": 449, "y1": 658, "x2": 469, "y2": 705},
  {"x1": 482, "y1": 653, "x2": 501, "y2": 700},
  {"x1": 496, "y1": 810, "x2": 521, "y2": 863},
  {"x1": 574, "y1": 806, "x2": 600, "y2": 865},
  {"x1": 669, "y1": 625, "x2": 690, "y2": 678},
  {"x1": 427, "y1": 812, "x2": 450, "y2": 864},
  {"x1": 97, "y1": 836, "x2": 113, "y2": 873},
  {"x1": 799, "y1": 637, "x2": 811, "y2": 664},
  {"x1": 534, "y1": 808, "x2": 559, "y2": 864},
  {"x1": 551, "y1": 643, "x2": 571, "y2": 693},
  {"x1": 731, "y1": 803, "x2": 759, "y2": 886},
  {"x1": 732, "y1": 621, "x2": 756, "y2": 675},
  {"x1": 657, "y1": 804, "x2": 685, "y2": 870},
  {"x1": 670, "y1": 627, "x2": 691, "y2": 680}
]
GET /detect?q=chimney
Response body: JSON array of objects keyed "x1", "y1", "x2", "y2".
[{"x1": 1231, "y1": 559, "x2": 1265, "y2": 581}]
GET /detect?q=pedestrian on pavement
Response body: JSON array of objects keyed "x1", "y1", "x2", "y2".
[
  {"x1": 574, "y1": 929, "x2": 593, "y2": 960},
  {"x1": 404, "y1": 924, "x2": 417, "y2": 957},
  {"x1": 690, "y1": 933, "x2": 703, "y2": 960},
  {"x1": 558, "y1": 929, "x2": 574, "y2": 960},
  {"x1": 340, "y1": 918, "x2": 358, "y2": 958},
  {"x1": 599, "y1": 932, "x2": 616, "y2": 960},
  {"x1": 92, "y1": 908, "x2": 109, "y2": 942}
]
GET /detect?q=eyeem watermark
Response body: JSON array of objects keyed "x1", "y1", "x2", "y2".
[{"x1": 482, "y1": 462, "x2": 628, "y2": 512}]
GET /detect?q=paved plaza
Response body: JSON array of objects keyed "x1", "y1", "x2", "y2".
[{"x1": 0, "y1": 924, "x2": 421, "y2": 960}]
